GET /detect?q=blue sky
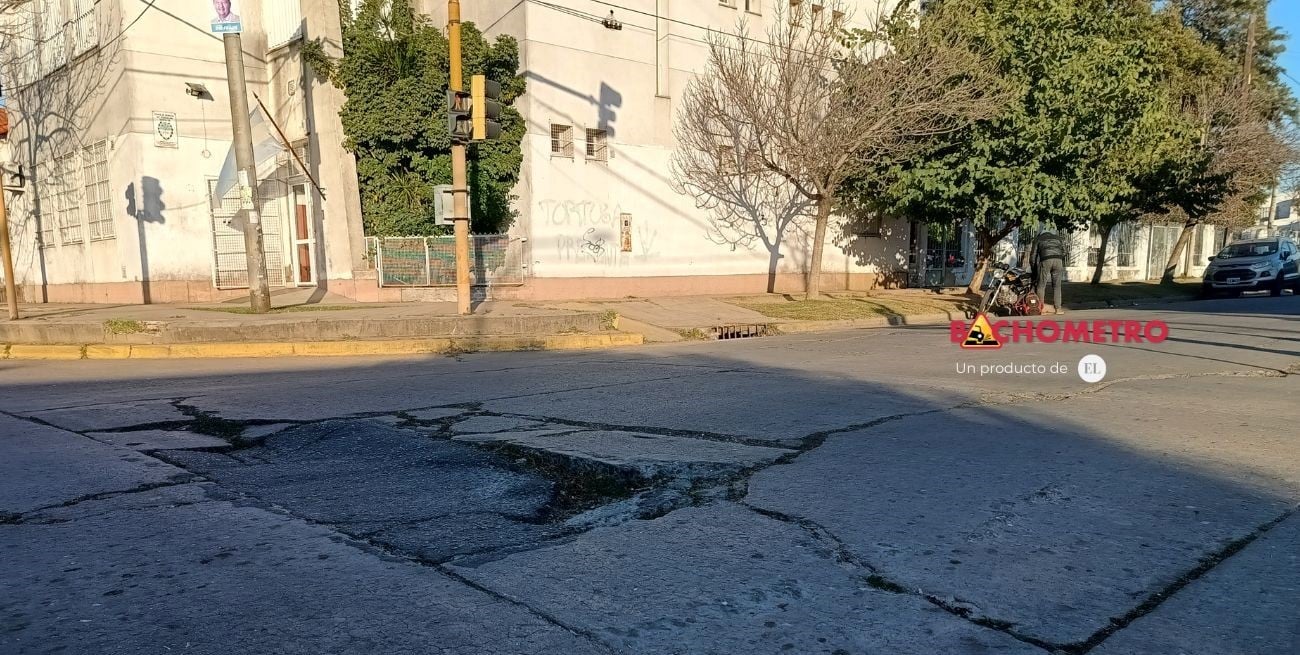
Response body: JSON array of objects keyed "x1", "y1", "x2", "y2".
[{"x1": 1269, "y1": 1, "x2": 1300, "y2": 98}]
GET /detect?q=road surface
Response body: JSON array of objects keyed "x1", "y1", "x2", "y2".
[{"x1": 2, "y1": 296, "x2": 1298, "y2": 654}]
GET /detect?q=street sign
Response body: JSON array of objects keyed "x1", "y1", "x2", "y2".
[{"x1": 210, "y1": 0, "x2": 242, "y2": 33}]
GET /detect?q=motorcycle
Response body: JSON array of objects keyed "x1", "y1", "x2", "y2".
[{"x1": 978, "y1": 262, "x2": 1043, "y2": 317}]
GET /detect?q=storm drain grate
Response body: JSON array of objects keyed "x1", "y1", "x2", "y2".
[{"x1": 710, "y1": 324, "x2": 773, "y2": 340}]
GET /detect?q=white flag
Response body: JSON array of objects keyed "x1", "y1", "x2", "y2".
[{"x1": 213, "y1": 105, "x2": 285, "y2": 204}]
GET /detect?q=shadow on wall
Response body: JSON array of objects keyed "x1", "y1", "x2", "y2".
[{"x1": 125, "y1": 176, "x2": 167, "y2": 303}]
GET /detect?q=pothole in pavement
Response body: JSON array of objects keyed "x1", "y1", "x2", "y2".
[{"x1": 98, "y1": 406, "x2": 794, "y2": 565}]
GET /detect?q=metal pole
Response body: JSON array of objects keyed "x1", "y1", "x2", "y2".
[
  {"x1": 449, "y1": 0, "x2": 471, "y2": 315},
  {"x1": 0, "y1": 184, "x2": 18, "y2": 319},
  {"x1": 224, "y1": 33, "x2": 273, "y2": 313}
]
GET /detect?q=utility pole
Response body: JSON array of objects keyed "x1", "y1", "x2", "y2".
[
  {"x1": 1266, "y1": 184, "x2": 1277, "y2": 237},
  {"x1": 449, "y1": 0, "x2": 471, "y2": 315},
  {"x1": 0, "y1": 179, "x2": 17, "y2": 320},
  {"x1": 1243, "y1": 9, "x2": 1256, "y2": 88},
  {"x1": 223, "y1": 33, "x2": 272, "y2": 313}
]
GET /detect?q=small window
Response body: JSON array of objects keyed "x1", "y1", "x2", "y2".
[
  {"x1": 586, "y1": 129, "x2": 608, "y2": 163},
  {"x1": 831, "y1": 9, "x2": 844, "y2": 23},
  {"x1": 854, "y1": 213, "x2": 884, "y2": 238},
  {"x1": 550, "y1": 124, "x2": 573, "y2": 158},
  {"x1": 744, "y1": 0, "x2": 760, "y2": 14},
  {"x1": 719, "y1": 0, "x2": 735, "y2": 7},
  {"x1": 719, "y1": 144, "x2": 737, "y2": 175}
]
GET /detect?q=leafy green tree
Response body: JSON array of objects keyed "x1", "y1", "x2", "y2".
[
  {"x1": 303, "y1": 0, "x2": 525, "y2": 236},
  {"x1": 860, "y1": 0, "x2": 1192, "y2": 294}
]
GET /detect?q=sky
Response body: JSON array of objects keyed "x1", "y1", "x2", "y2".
[{"x1": 1269, "y1": 0, "x2": 1300, "y2": 100}]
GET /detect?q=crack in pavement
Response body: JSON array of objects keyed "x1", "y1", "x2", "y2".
[
  {"x1": 0, "y1": 477, "x2": 201, "y2": 526},
  {"x1": 1061, "y1": 502, "x2": 1300, "y2": 655}
]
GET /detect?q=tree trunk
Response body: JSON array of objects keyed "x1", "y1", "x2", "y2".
[
  {"x1": 805, "y1": 197, "x2": 831, "y2": 300},
  {"x1": 965, "y1": 231, "x2": 992, "y2": 296},
  {"x1": 1161, "y1": 219, "x2": 1197, "y2": 284},
  {"x1": 766, "y1": 246, "x2": 780, "y2": 294},
  {"x1": 1090, "y1": 223, "x2": 1113, "y2": 285}
]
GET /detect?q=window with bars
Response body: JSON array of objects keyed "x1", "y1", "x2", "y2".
[
  {"x1": 1114, "y1": 222, "x2": 1136, "y2": 267},
  {"x1": 550, "y1": 124, "x2": 573, "y2": 158},
  {"x1": 54, "y1": 152, "x2": 83, "y2": 245},
  {"x1": 586, "y1": 129, "x2": 608, "y2": 162},
  {"x1": 83, "y1": 140, "x2": 114, "y2": 241},
  {"x1": 71, "y1": 0, "x2": 97, "y2": 57}
]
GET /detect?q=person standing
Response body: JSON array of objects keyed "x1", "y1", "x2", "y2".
[{"x1": 1032, "y1": 230, "x2": 1066, "y2": 314}]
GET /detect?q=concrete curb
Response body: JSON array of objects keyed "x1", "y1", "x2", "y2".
[
  {"x1": 1, "y1": 334, "x2": 644, "y2": 360},
  {"x1": 770, "y1": 311, "x2": 963, "y2": 334},
  {"x1": 1064, "y1": 295, "x2": 1197, "y2": 310}
]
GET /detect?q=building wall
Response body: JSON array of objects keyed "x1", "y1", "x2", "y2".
[
  {"x1": 0, "y1": 0, "x2": 366, "y2": 303},
  {"x1": 421, "y1": 0, "x2": 911, "y2": 297}
]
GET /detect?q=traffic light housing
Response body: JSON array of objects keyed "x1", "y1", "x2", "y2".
[
  {"x1": 470, "y1": 75, "x2": 503, "y2": 141},
  {"x1": 447, "y1": 89, "x2": 473, "y2": 143}
]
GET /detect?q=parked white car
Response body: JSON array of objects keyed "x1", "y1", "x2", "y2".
[{"x1": 1201, "y1": 238, "x2": 1300, "y2": 297}]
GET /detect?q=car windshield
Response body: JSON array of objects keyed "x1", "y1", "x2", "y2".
[{"x1": 1216, "y1": 242, "x2": 1278, "y2": 258}]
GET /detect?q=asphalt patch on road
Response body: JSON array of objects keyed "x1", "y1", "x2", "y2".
[{"x1": 156, "y1": 418, "x2": 649, "y2": 564}]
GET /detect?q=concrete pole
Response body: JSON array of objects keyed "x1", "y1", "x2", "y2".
[
  {"x1": 449, "y1": 0, "x2": 472, "y2": 315},
  {"x1": 223, "y1": 33, "x2": 273, "y2": 313},
  {"x1": 1243, "y1": 10, "x2": 1256, "y2": 88},
  {"x1": 1266, "y1": 184, "x2": 1276, "y2": 237},
  {"x1": 0, "y1": 184, "x2": 18, "y2": 319}
]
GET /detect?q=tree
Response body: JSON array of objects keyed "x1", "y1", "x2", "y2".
[
  {"x1": 303, "y1": 0, "x2": 525, "y2": 236},
  {"x1": 868, "y1": 0, "x2": 1188, "y2": 295},
  {"x1": 673, "y1": 0, "x2": 1002, "y2": 300}
]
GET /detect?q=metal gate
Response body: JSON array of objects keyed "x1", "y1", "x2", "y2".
[
  {"x1": 1146, "y1": 225, "x2": 1180, "y2": 280},
  {"x1": 208, "y1": 179, "x2": 287, "y2": 289}
]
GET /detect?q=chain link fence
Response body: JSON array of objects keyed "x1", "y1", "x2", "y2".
[{"x1": 366, "y1": 235, "x2": 527, "y2": 287}]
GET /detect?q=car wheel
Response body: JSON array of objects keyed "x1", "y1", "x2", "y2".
[
  {"x1": 1199, "y1": 284, "x2": 1215, "y2": 299},
  {"x1": 1270, "y1": 278, "x2": 1284, "y2": 297}
]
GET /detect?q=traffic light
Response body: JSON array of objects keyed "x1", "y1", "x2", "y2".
[
  {"x1": 447, "y1": 89, "x2": 473, "y2": 143},
  {"x1": 470, "y1": 75, "x2": 503, "y2": 141}
]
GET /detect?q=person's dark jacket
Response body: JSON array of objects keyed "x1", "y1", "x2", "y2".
[{"x1": 1032, "y1": 232, "x2": 1066, "y2": 263}]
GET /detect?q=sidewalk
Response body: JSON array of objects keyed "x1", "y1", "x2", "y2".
[
  {"x1": 0, "y1": 281, "x2": 1204, "y2": 358},
  {"x1": 0, "y1": 288, "x2": 637, "y2": 359}
]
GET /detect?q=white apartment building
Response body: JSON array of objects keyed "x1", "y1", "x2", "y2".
[
  {"x1": 409, "y1": 0, "x2": 914, "y2": 300},
  {"x1": 0, "y1": 0, "x2": 372, "y2": 303}
]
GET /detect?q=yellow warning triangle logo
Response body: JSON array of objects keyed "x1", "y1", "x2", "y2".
[{"x1": 961, "y1": 313, "x2": 1002, "y2": 349}]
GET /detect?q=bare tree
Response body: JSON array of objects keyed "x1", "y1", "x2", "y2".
[
  {"x1": 1160, "y1": 86, "x2": 1300, "y2": 282},
  {"x1": 673, "y1": 0, "x2": 1003, "y2": 299}
]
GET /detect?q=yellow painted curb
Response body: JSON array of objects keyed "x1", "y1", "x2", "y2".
[
  {"x1": 6, "y1": 344, "x2": 84, "y2": 360},
  {"x1": 84, "y1": 344, "x2": 132, "y2": 359},
  {"x1": 2, "y1": 333, "x2": 644, "y2": 360}
]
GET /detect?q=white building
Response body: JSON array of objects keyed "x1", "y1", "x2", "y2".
[
  {"x1": 0, "y1": 0, "x2": 372, "y2": 304},
  {"x1": 400, "y1": 0, "x2": 913, "y2": 301},
  {"x1": 0, "y1": 0, "x2": 1237, "y2": 306}
]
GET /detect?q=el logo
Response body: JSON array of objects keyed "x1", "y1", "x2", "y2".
[{"x1": 961, "y1": 313, "x2": 1002, "y2": 349}]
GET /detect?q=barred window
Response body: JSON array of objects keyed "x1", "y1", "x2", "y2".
[
  {"x1": 83, "y1": 139, "x2": 114, "y2": 240},
  {"x1": 54, "y1": 152, "x2": 83, "y2": 245},
  {"x1": 585, "y1": 128, "x2": 608, "y2": 163},
  {"x1": 550, "y1": 124, "x2": 573, "y2": 158},
  {"x1": 72, "y1": 0, "x2": 97, "y2": 57},
  {"x1": 1114, "y1": 222, "x2": 1136, "y2": 268}
]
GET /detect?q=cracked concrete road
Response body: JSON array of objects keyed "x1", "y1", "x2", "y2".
[{"x1": 2, "y1": 295, "x2": 1298, "y2": 654}]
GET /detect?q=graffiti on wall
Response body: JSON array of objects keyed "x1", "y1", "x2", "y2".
[{"x1": 538, "y1": 200, "x2": 661, "y2": 266}]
